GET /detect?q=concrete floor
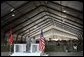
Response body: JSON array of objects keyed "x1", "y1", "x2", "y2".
[{"x1": 1, "y1": 52, "x2": 83, "y2": 56}]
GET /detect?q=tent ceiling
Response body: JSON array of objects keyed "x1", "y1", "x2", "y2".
[{"x1": 1, "y1": 1, "x2": 83, "y2": 39}]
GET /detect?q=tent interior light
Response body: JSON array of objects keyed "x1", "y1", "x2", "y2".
[
  {"x1": 11, "y1": 8, "x2": 14, "y2": 12},
  {"x1": 12, "y1": 14, "x2": 15, "y2": 16},
  {"x1": 52, "y1": 39, "x2": 58, "y2": 41},
  {"x1": 63, "y1": 10, "x2": 66, "y2": 12}
]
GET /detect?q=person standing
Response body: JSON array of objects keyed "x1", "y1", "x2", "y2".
[
  {"x1": 26, "y1": 36, "x2": 31, "y2": 52},
  {"x1": 31, "y1": 37, "x2": 36, "y2": 44},
  {"x1": 31, "y1": 37, "x2": 37, "y2": 52}
]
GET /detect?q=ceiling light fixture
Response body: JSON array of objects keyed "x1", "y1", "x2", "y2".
[
  {"x1": 63, "y1": 10, "x2": 66, "y2": 12},
  {"x1": 12, "y1": 14, "x2": 15, "y2": 16},
  {"x1": 11, "y1": 8, "x2": 14, "y2": 12},
  {"x1": 52, "y1": 39, "x2": 58, "y2": 41}
]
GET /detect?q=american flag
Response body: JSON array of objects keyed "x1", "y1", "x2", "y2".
[
  {"x1": 39, "y1": 30, "x2": 45, "y2": 53},
  {"x1": 9, "y1": 31, "x2": 14, "y2": 45}
]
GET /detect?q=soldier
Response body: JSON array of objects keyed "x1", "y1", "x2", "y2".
[
  {"x1": 26, "y1": 36, "x2": 31, "y2": 52},
  {"x1": 31, "y1": 37, "x2": 36, "y2": 44},
  {"x1": 31, "y1": 37, "x2": 37, "y2": 52}
]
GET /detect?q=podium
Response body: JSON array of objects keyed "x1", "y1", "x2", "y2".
[
  {"x1": 14, "y1": 44, "x2": 26, "y2": 52},
  {"x1": 11, "y1": 43, "x2": 48, "y2": 56},
  {"x1": 30, "y1": 44, "x2": 39, "y2": 53}
]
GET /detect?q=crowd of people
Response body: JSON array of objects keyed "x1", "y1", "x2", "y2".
[{"x1": 46, "y1": 39, "x2": 83, "y2": 52}]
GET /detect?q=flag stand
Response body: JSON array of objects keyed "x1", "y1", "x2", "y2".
[
  {"x1": 9, "y1": 45, "x2": 12, "y2": 56},
  {"x1": 8, "y1": 30, "x2": 14, "y2": 56}
]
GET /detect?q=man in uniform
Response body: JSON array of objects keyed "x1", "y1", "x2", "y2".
[
  {"x1": 26, "y1": 36, "x2": 31, "y2": 52},
  {"x1": 31, "y1": 37, "x2": 36, "y2": 44}
]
